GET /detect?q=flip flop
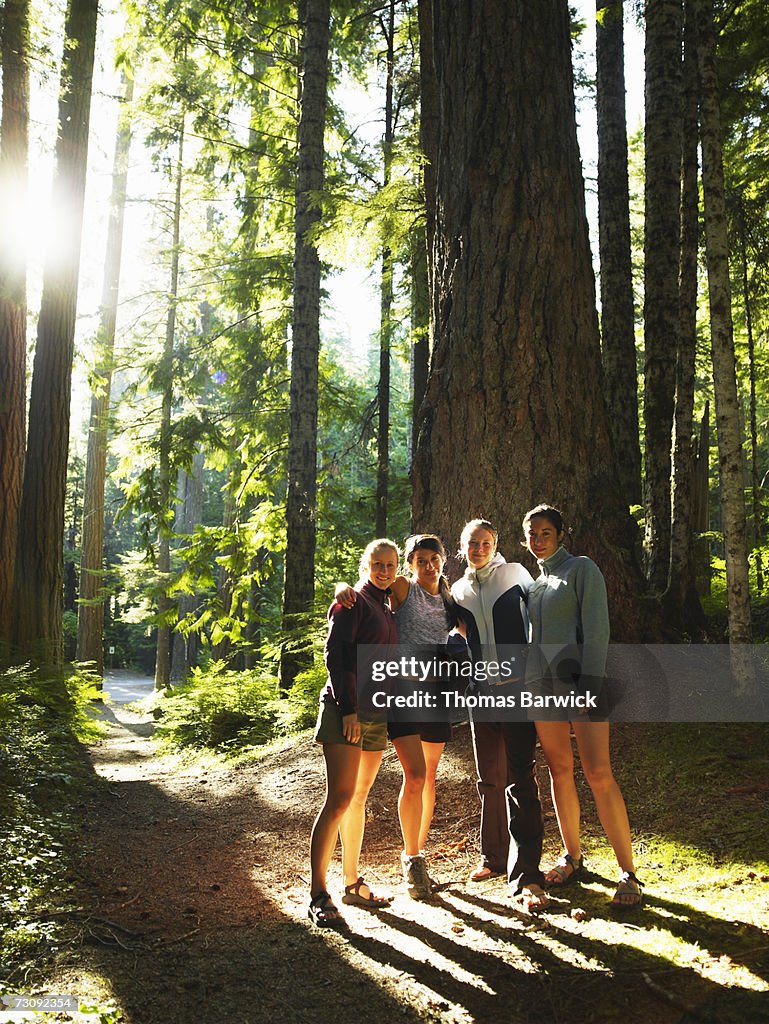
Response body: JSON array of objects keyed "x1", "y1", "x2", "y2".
[
  {"x1": 470, "y1": 864, "x2": 504, "y2": 882},
  {"x1": 518, "y1": 884, "x2": 550, "y2": 914}
]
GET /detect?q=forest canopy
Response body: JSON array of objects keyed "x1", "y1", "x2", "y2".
[{"x1": 0, "y1": 0, "x2": 767, "y2": 706}]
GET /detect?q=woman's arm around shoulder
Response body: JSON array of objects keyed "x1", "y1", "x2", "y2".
[{"x1": 389, "y1": 574, "x2": 410, "y2": 611}]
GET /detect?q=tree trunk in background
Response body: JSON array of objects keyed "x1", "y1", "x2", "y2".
[
  {"x1": 692, "y1": 402, "x2": 711, "y2": 595},
  {"x1": 738, "y1": 202, "x2": 763, "y2": 594},
  {"x1": 376, "y1": 0, "x2": 395, "y2": 536},
  {"x1": 171, "y1": 450, "x2": 204, "y2": 682},
  {"x1": 413, "y1": 0, "x2": 438, "y2": 475},
  {"x1": 0, "y1": 0, "x2": 30, "y2": 655},
  {"x1": 77, "y1": 72, "x2": 134, "y2": 676},
  {"x1": 643, "y1": 0, "x2": 683, "y2": 592},
  {"x1": 666, "y1": 1, "x2": 703, "y2": 629},
  {"x1": 596, "y1": 0, "x2": 641, "y2": 509},
  {"x1": 14, "y1": 0, "x2": 98, "y2": 671},
  {"x1": 409, "y1": 224, "x2": 429, "y2": 469},
  {"x1": 280, "y1": 0, "x2": 330, "y2": 689},
  {"x1": 212, "y1": 481, "x2": 236, "y2": 665},
  {"x1": 155, "y1": 124, "x2": 185, "y2": 691},
  {"x1": 412, "y1": 0, "x2": 652, "y2": 640},
  {"x1": 695, "y1": 0, "x2": 754, "y2": 690}
]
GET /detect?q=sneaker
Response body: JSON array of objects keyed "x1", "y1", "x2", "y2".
[
  {"x1": 419, "y1": 850, "x2": 438, "y2": 892},
  {"x1": 401, "y1": 851, "x2": 432, "y2": 900}
]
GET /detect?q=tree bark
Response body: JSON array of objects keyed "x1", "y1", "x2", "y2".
[
  {"x1": 695, "y1": 0, "x2": 754, "y2": 688},
  {"x1": 77, "y1": 72, "x2": 134, "y2": 676},
  {"x1": 666, "y1": 0, "x2": 703, "y2": 628},
  {"x1": 409, "y1": 224, "x2": 429, "y2": 471},
  {"x1": 280, "y1": 0, "x2": 330, "y2": 688},
  {"x1": 596, "y1": 0, "x2": 642, "y2": 509},
  {"x1": 376, "y1": 0, "x2": 395, "y2": 536},
  {"x1": 0, "y1": 0, "x2": 30, "y2": 654},
  {"x1": 412, "y1": 0, "x2": 652, "y2": 640},
  {"x1": 155, "y1": 123, "x2": 185, "y2": 691},
  {"x1": 413, "y1": 0, "x2": 438, "y2": 473},
  {"x1": 738, "y1": 201, "x2": 763, "y2": 593},
  {"x1": 643, "y1": 0, "x2": 683, "y2": 592},
  {"x1": 14, "y1": 0, "x2": 98, "y2": 671}
]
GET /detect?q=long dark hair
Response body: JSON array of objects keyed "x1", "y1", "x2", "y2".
[{"x1": 403, "y1": 533, "x2": 459, "y2": 629}]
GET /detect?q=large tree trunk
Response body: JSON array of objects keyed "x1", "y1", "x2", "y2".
[
  {"x1": 738, "y1": 202, "x2": 763, "y2": 594},
  {"x1": 280, "y1": 0, "x2": 330, "y2": 689},
  {"x1": 409, "y1": 224, "x2": 429, "y2": 469},
  {"x1": 375, "y1": 0, "x2": 396, "y2": 536},
  {"x1": 643, "y1": 0, "x2": 683, "y2": 592},
  {"x1": 13, "y1": 0, "x2": 98, "y2": 671},
  {"x1": 412, "y1": 0, "x2": 651, "y2": 640},
  {"x1": 0, "y1": 0, "x2": 30, "y2": 654},
  {"x1": 596, "y1": 0, "x2": 642, "y2": 509},
  {"x1": 695, "y1": 0, "x2": 754, "y2": 689},
  {"x1": 413, "y1": 0, "x2": 438, "y2": 471},
  {"x1": 666, "y1": 0, "x2": 703, "y2": 628},
  {"x1": 77, "y1": 73, "x2": 134, "y2": 676},
  {"x1": 155, "y1": 124, "x2": 185, "y2": 692}
]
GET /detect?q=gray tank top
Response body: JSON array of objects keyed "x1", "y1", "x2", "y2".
[{"x1": 394, "y1": 581, "x2": 450, "y2": 644}]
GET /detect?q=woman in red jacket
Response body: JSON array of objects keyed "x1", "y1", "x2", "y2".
[{"x1": 308, "y1": 538, "x2": 399, "y2": 927}]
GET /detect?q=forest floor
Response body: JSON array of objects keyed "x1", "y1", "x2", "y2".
[{"x1": 10, "y1": 697, "x2": 769, "y2": 1024}]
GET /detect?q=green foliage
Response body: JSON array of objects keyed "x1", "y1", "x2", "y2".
[
  {"x1": 0, "y1": 666, "x2": 92, "y2": 972},
  {"x1": 151, "y1": 658, "x2": 321, "y2": 752}
]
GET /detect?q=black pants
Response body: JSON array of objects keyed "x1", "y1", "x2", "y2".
[{"x1": 470, "y1": 719, "x2": 544, "y2": 891}]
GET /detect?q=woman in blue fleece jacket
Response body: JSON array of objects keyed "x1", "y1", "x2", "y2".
[{"x1": 524, "y1": 504, "x2": 642, "y2": 908}]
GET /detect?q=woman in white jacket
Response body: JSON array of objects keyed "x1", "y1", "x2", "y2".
[{"x1": 451, "y1": 519, "x2": 548, "y2": 912}]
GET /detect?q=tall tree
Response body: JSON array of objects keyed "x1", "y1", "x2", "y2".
[
  {"x1": 666, "y1": 0, "x2": 702, "y2": 624},
  {"x1": 280, "y1": 0, "x2": 331, "y2": 688},
  {"x1": 694, "y1": 0, "x2": 753, "y2": 688},
  {"x1": 643, "y1": 0, "x2": 683, "y2": 591},
  {"x1": 155, "y1": 121, "x2": 185, "y2": 691},
  {"x1": 77, "y1": 72, "x2": 134, "y2": 675},
  {"x1": 411, "y1": 0, "x2": 437, "y2": 476},
  {"x1": 13, "y1": 0, "x2": 98, "y2": 669},
  {"x1": 375, "y1": 0, "x2": 396, "y2": 536},
  {"x1": 412, "y1": 0, "x2": 650, "y2": 638},
  {"x1": 596, "y1": 0, "x2": 642, "y2": 509},
  {"x1": 0, "y1": 0, "x2": 30, "y2": 654}
]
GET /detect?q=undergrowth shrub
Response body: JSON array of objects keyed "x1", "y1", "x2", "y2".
[
  {"x1": 0, "y1": 665, "x2": 97, "y2": 970},
  {"x1": 152, "y1": 659, "x2": 324, "y2": 752}
]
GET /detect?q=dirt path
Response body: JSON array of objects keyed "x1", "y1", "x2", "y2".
[{"x1": 49, "y1": 704, "x2": 769, "y2": 1024}]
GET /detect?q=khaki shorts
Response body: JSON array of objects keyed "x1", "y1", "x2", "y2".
[{"x1": 313, "y1": 699, "x2": 388, "y2": 751}]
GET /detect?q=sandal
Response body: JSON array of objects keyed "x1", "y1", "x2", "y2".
[
  {"x1": 612, "y1": 871, "x2": 643, "y2": 908},
  {"x1": 470, "y1": 864, "x2": 504, "y2": 882},
  {"x1": 341, "y1": 877, "x2": 391, "y2": 908},
  {"x1": 308, "y1": 890, "x2": 344, "y2": 927},
  {"x1": 545, "y1": 853, "x2": 584, "y2": 887},
  {"x1": 518, "y1": 883, "x2": 550, "y2": 914}
]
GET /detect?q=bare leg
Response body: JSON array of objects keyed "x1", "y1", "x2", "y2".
[
  {"x1": 392, "y1": 734, "x2": 426, "y2": 856},
  {"x1": 339, "y1": 748, "x2": 383, "y2": 891},
  {"x1": 419, "y1": 741, "x2": 444, "y2": 850},
  {"x1": 310, "y1": 743, "x2": 361, "y2": 899},
  {"x1": 535, "y1": 720, "x2": 582, "y2": 868},
  {"x1": 572, "y1": 720, "x2": 635, "y2": 873}
]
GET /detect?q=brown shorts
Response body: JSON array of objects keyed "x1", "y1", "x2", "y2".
[{"x1": 313, "y1": 699, "x2": 388, "y2": 751}]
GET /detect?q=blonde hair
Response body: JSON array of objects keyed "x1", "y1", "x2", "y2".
[
  {"x1": 459, "y1": 518, "x2": 498, "y2": 558},
  {"x1": 358, "y1": 538, "x2": 400, "y2": 579}
]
